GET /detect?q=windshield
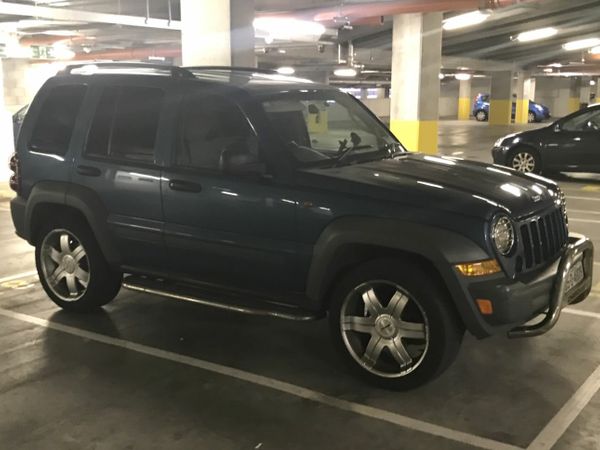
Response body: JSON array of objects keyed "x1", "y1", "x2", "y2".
[{"x1": 260, "y1": 89, "x2": 399, "y2": 165}]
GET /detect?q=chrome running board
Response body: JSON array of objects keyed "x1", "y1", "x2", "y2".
[{"x1": 122, "y1": 275, "x2": 321, "y2": 322}]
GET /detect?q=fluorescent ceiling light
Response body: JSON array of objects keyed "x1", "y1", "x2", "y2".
[
  {"x1": 443, "y1": 11, "x2": 489, "y2": 31},
  {"x1": 543, "y1": 68, "x2": 553, "y2": 73},
  {"x1": 548, "y1": 63, "x2": 563, "y2": 67},
  {"x1": 276, "y1": 66, "x2": 295, "y2": 75},
  {"x1": 334, "y1": 67, "x2": 357, "y2": 77},
  {"x1": 253, "y1": 17, "x2": 325, "y2": 42},
  {"x1": 516, "y1": 27, "x2": 557, "y2": 42},
  {"x1": 590, "y1": 46, "x2": 600, "y2": 55},
  {"x1": 52, "y1": 43, "x2": 75, "y2": 60},
  {"x1": 455, "y1": 73, "x2": 471, "y2": 81},
  {"x1": 438, "y1": 73, "x2": 445, "y2": 80},
  {"x1": 591, "y1": 80, "x2": 597, "y2": 86},
  {"x1": 563, "y1": 37, "x2": 600, "y2": 51}
]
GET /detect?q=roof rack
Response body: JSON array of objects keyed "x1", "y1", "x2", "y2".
[
  {"x1": 184, "y1": 66, "x2": 277, "y2": 74},
  {"x1": 58, "y1": 62, "x2": 196, "y2": 79}
]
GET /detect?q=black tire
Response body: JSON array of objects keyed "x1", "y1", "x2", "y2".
[
  {"x1": 329, "y1": 259, "x2": 464, "y2": 390},
  {"x1": 35, "y1": 216, "x2": 122, "y2": 312},
  {"x1": 507, "y1": 146, "x2": 541, "y2": 174},
  {"x1": 474, "y1": 109, "x2": 488, "y2": 122}
]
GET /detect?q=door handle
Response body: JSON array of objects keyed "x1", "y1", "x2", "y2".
[
  {"x1": 169, "y1": 180, "x2": 202, "y2": 193},
  {"x1": 76, "y1": 165, "x2": 101, "y2": 177}
]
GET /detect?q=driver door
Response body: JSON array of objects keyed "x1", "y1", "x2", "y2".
[
  {"x1": 161, "y1": 89, "x2": 301, "y2": 295},
  {"x1": 545, "y1": 109, "x2": 600, "y2": 171}
]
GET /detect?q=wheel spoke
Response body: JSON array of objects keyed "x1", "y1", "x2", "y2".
[
  {"x1": 342, "y1": 316, "x2": 375, "y2": 334},
  {"x1": 389, "y1": 337, "x2": 413, "y2": 367},
  {"x1": 49, "y1": 266, "x2": 66, "y2": 286},
  {"x1": 387, "y1": 291, "x2": 408, "y2": 318},
  {"x1": 48, "y1": 246, "x2": 62, "y2": 264},
  {"x1": 361, "y1": 288, "x2": 383, "y2": 316},
  {"x1": 74, "y1": 267, "x2": 89, "y2": 287},
  {"x1": 72, "y1": 245, "x2": 86, "y2": 262},
  {"x1": 362, "y1": 336, "x2": 384, "y2": 368},
  {"x1": 59, "y1": 233, "x2": 71, "y2": 253},
  {"x1": 398, "y1": 321, "x2": 426, "y2": 340},
  {"x1": 65, "y1": 274, "x2": 78, "y2": 296}
]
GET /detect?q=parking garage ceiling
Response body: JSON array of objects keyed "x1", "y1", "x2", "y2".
[{"x1": 0, "y1": 0, "x2": 599, "y2": 78}]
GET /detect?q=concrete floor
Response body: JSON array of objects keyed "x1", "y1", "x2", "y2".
[{"x1": 1, "y1": 120, "x2": 600, "y2": 450}]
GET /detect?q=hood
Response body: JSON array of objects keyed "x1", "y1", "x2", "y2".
[{"x1": 299, "y1": 153, "x2": 560, "y2": 220}]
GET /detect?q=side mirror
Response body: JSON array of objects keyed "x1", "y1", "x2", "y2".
[
  {"x1": 219, "y1": 140, "x2": 267, "y2": 176},
  {"x1": 553, "y1": 122, "x2": 561, "y2": 132}
]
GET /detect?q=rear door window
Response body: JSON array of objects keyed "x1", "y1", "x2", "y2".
[
  {"x1": 29, "y1": 84, "x2": 87, "y2": 155},
  {"x1": 85, "y1": 86, "x2": 165, "y2": 163}
]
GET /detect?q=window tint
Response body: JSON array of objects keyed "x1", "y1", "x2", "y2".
[
  {"x1": 562, "y1": 109, "x2": 600, "y2": 131},
  {"x1": 85, "y1": 86, "x2": 164, "y2": 163},
  {"x1": 177, "y1": 94, "x2": 254, "y2": 170},
  {"x1": 29, "y1": 84, "x2": 87, "y2": 155}
]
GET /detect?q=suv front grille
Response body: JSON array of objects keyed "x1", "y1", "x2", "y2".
[{"x1": 516, "y1": 207, "x2": 568, "y2": 273}]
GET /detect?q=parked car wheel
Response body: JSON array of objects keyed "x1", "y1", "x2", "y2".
[
  {"x1": 329, "y1": 259, "x2": 464, "y2": 390},
  {"x1": 475, "y1": 110, "x2": 488, "y2": 122},
  {"x1": 35, "y1": 217, "x2": 122, "y2": 312},
  {"x1": 528, "y1": 111, "x2": 536, "y2": 123},
  {"x1": 508, "y1": 147, "x2": 541, "y2": 174}
]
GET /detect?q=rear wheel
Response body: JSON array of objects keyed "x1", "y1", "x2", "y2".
[
  {"x1": 528, "y1": 111, "x2": 536, "y2": 123},
  {"x1": 329, "y1": 259, "x2": 464, "y2": 390},
  {"x1": 475, "y1": 110, "x2": 488, "y2": 122},
  {"x1": 509, "y1": 147, "x2": 541, "y2": 174},
  {"x1": 35, "y1": 217, "x2": 122, "y2": 311}
]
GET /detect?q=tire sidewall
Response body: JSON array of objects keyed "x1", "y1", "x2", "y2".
[{"x1": 329, "y1": 259, "x2": 463, "y2": 390}]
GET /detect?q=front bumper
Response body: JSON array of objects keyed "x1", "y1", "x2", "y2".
[{"x1": 507, "y1": 232, "x2": 594, "y2": 338}]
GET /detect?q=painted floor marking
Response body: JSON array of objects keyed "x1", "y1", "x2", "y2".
[
  {"x1": 527, "y1": 363, "x2": 600, "y2": 450},
  {"x1": 568, "y1": 209, "x2": 600, "y2": 216},
  {"x1": 569, "y1": 218, "x2": 600, "y2": 225},
  {"x1": 0, "y1": 307, "x2": 521, "y2": 450},
  {"x1": 565, "y1": 195, "x2": 600, "y2": 202},
  {"x1": 0, "y1": 270, "x2": 37, "y2": 284}
]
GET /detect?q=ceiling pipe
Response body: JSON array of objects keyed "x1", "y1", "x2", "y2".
[{"x1": 258, "y1": 0, "x2": 538, "y2": 26}]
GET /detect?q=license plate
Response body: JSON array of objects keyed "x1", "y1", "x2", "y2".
[{"x1": 565, "y1": 261, "x2": 585, "y2": 293}]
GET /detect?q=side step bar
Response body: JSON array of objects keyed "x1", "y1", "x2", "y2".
[{"x1": 122, "y1": 275, "x2": 322, "y2": 322}]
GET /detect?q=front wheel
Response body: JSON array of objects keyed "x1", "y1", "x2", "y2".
[
  {"x1": 35, "y1": 217, "x2": 122, "y2": 312},
  {"x1": 329, "y1": 259, "x2": 464, "y2": 390},
  {"x1": 528, "y1": 111, "x2": 536, "y2": 123},
  {"x1": 509, "y1": 147, "x2": 541, "y2": 174},
  {"x1": 475, "y1": 110, "x2": 488, "y2": 122}
]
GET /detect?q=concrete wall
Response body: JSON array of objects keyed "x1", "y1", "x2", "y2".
[{"x1": 535, "y1": 77, "x2": 576, "y2": 118}]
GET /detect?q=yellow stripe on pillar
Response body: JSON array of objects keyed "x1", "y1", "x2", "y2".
[
  {"x1": 567, "y1": 97, "x2": 580, "y2": 113},
  {"x1": 488, "y1": 99, "x2": 512, "y2": 125},
  {"x1": 514, "y1": 99, "x2": 529, "y2": 124},
  {"x1": 389, "y1": 120, "x2": 438, "y2": 154},
  {"x1": 457, "y1": 97, "x2": 471, "y2": 120}
]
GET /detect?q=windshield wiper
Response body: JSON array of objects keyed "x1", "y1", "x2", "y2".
[{"x1": 333, "y1": 132, "x2": 370, "y2": 167}]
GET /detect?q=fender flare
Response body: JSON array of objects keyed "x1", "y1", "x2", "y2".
[{"x1": 305, "y1": 216, "x2": 492, "y2": 336}]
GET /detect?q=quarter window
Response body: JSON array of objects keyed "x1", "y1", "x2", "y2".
[
  {"x1": 85, "y1": 86, "x2": 164, "y2": 163},
  {"x1": 29, "y1": 84, "x2": 87, "y2": 155}
]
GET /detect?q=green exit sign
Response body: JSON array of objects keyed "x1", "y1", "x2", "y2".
[{"x1": 31, "y1": 45, "x2": 55, "y2": 59}]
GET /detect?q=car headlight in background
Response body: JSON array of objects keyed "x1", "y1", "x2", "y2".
[{"x1": 491, "y1": 215, "x2": 515, "y2": 256}]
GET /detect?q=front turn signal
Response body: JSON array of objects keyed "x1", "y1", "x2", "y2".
[{"x1": 455, "y1": 259, "x2": 501, "y2": 277}]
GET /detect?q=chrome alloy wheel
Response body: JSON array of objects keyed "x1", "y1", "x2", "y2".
[
  {"x1": 475, "y1": 111, "x2": 487, "y2": 121},
  {"x1": 340, "y1": 281, "x2": 429, "y2": 378},
  {"x1": 40, "y1": 229, "x2": 90, "y2": 301},
  {"x1": 511, "y1": 152, "x2": 535, "y2": 173}
]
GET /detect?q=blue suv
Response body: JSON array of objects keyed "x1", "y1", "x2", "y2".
[
  {"x1": 472, "y1": 93, "x2": 550, "y2": 123},
  {"x1": 8, "y1": 63, "x2": 593, "y2": 390}
]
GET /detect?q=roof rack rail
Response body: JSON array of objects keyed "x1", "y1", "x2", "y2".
[
  {"x1": 58, "y1": 62, "x2": 196, "y2": 79},
  {"x1": 184, "y1": 66, "x2": 277, "y2": 74}
]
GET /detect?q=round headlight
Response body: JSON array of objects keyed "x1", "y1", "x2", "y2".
[{"x1": 491, "y1": 215, "x2": 515, "y2": 256}]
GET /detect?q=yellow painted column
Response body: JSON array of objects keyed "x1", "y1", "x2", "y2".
[
  {"x1": 457, "y1": 78, "x2": 471, "y2": 120},
  {"x1": 514, "y1": 99, "x2": 529, "y2": 124},
  {"x1": 567, "y1": 97, "x2": 579, "y2": 113},
  {"x1": 389, "y1": 13, "x2": 442, "y2": 154},
  {"x1": 489, "y1": 71, "x2": 513, "y2": 125}
]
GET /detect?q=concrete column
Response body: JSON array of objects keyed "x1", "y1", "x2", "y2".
[
  {"x1": 180, "y1": 0, "x2": 255, "y2": 67},
  {"x1": 489, "y1": 71, "x2": 513, "y2": 125},
  {"x1": 0, "y1": 60, "x2": 14, "y2": 181},
  {"x1": 457, "y1": 79, "x2": 471, "y2": 120},
  {"x1": 595, "y1": 79, "x2": 600, "y2": 103},
  {"x1": 389, "y1": 12, "x2": 442, "y2": 154},
  {"x1": 579, "y1": 77, "x2": 591, "y2": 106},
  {"x1": 514, "y1": 72, "x2": 529, "y2": 124},
  {"x1": 567, "y1": 78, "x2": 580, "y2": 113}
]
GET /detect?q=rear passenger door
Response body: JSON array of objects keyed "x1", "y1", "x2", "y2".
[
  {"x1": 70, "y1": 78, "x2": 170, "y2": 272},
  {"x1": 161, "y1": 89, "x2": 300, "y2": 295}
]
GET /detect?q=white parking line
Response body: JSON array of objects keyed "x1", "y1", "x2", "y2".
[
  {"x1": 0, "y1": 270, "x2": 37, "y2": 284},
  {"x1": 565, "y1": 196, "x2": 600, "y2": 202},
  {"x1": 0, "y1": 307, "x2": 521, "y2": 450},
  {"x1": 563, "y1": 308, "x2": 600, "y2": 320},
  {"x1": 568, "y1": 209, "x2": 600, "y2": 216},
  {"x1": 527, "y1": 364, "x2": 600, "y2": 450}
]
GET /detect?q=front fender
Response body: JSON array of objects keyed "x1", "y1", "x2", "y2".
[{"x1": 305, "y1": 216, "x2": 493, "y2": 337}]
